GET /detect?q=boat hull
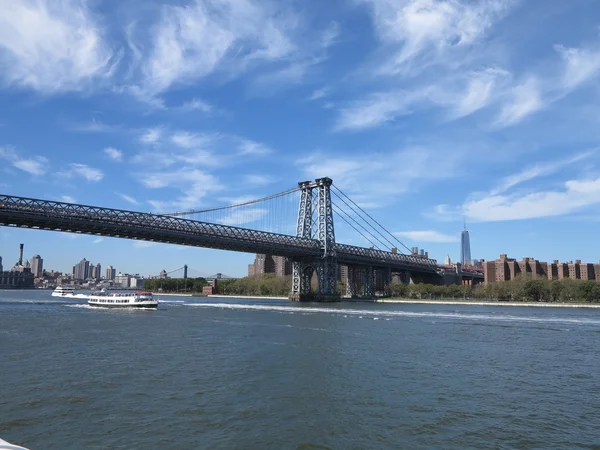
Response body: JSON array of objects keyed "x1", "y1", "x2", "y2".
[{"x1": 88, "y1": 302, "x2": 158, "y2": 309}]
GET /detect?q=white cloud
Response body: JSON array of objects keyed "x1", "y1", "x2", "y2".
[
  {"x1": 495, "y1": 77, "x2": 543, "y2": 127},
  {"x1": 92, "y1": 237, "x2": 104, "y2": 244},
  {"x1": 308, "y1": 87, "x2": 331, "y2": 101},
  {"x1": 180, "y1": 97, "x2": 213, "y2": 113},
  {"x1": 244, "y1": 175, "x2": 273, "y2": 186},
  {"x1": 0, "y1": 146, "x2": 48, "y2": 175},
  {"x1": 117, "y1": 193, "x2": 139, "y2": 205},
  {"x1": 13, "y1": 157, "x2": 48, "y2": 176},
  {"x1": 139, "y1": 127, "x2": 163, "y2": 144},
  {"x1": 0, "y1": 0, "x2": 115, "y2": 93},
  {"x1": 60, "y1": 195, "x2": 75, "y2": 203},
  {"x1": 60, "y1": 163, "x2": 103, "y2": 182},
  {"x1": 360, "y1": 0, "x2": 514, "y2": 73},
  {"x1": 71, "y1": 119, "x2": 118, "y2": 133},
  {"x1": 451, "y1": 68, "x2": 511, "y2": 118},
  {"x1": 238, "y1": 139, "x2": 272, "y2": 156},
  {"x1": 335, "y1": 91, "x2": 423, "y2": 131},
  {"x1": 103, "y1": 147, "x2": 123, "y2": 162},
  {"x1": 140, "y1": 168, "x2": 223, "y2": 212},
  {"x1": 433, "y1": 150, "x2": 600, "y2": 222},
  {"x1": 555, "y1": 44, "x2": 600, "y2": 90},
  {"x1": 218, "y1": 208, "x2": 269, "y2": 226},
  {"x1": 489, "y1": 150, "x2": 596, "y2": 195},
  {"x1": 463, "y1": 178, "x2": 600, "y2": 222},
  {"x1": 393, "y1": 230, "x2": 458, "y2": 243},
  {"x1": 171, "y1": 131, "x2": 215, "y2": 150},
  {"x1": 299, "y1": 145, "x2": 462, "y2": 207},
  {"x1": 137, "y1": 0, "x2": 298, "y2": 95}
]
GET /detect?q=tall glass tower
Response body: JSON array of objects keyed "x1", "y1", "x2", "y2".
[{"x1": 461, "y1": 227, "x2": 472, "y2": 266}]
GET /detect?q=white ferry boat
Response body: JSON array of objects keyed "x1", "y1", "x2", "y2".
[
  {"x1": 87, "y1": 291, "x2": 158, "y2": 309},
  {"x1": 51, "y1": 286, "x2": 76, "y2": 298}
]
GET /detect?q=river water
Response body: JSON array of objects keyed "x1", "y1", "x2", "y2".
[{"x1": 1, "y1": 290, "x2": 599, "y2": 449}]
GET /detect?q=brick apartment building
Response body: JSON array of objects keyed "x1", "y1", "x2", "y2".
[{"x1": 484, "y1": 254, "x2": 600, "y2": 285}]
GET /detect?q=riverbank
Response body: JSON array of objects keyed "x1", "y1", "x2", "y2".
[
  {"x1": 152, "y1": 292, "x2": 194, "y2": 297},
  {"x1": 207, "y1": 294, "x2": 287, "y2": 300},
  {"x1": 378, "y1": 298, "x2": 600, "y2": 308}
]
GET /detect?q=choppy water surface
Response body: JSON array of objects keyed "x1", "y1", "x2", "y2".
[{"x1": 1, "y1": 290, "x2": 600, "y2": 449}]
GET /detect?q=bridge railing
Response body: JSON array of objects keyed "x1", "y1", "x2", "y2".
[
  {"x1": 0, "y1": 195, "x2": 321, "y2": 257},
  {"x1": 335, "y1": 243, "x2": 438, "y2": 271}
]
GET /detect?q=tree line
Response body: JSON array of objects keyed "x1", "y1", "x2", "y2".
[
  {"x1": 144, "y1": 275, "x2": 600, "y2": 303},
  {"x1": 143, "y1": 277, "x2": 208, "y2": 293},
  {"x1": 391, "y1": 278, "x2": 600, "y2": 303}
]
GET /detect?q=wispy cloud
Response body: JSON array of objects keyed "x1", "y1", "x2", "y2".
[
  {"x1": 180, "y1": 97, "x2": 213, "y2": 113},
  {"x1": 139, "y1": 127, "x2": 162, "y2": 144},
  {"x1": 92, "y1": 237, "x2": 104, "y2": 244},
  {"x1": 116, "y1": 192, "x2": 139, "y2": 205},
  {"x1": 0, "y1": 0, "x2": 116, "y2": 93},
  {"x1": 359, "y1": 0, "x2": 514, "y2": 74},
  {"x1": 60, "y1": 195, "x2": 76, "y2": 203},
  {"x1": 393, "y1": 230, "x2": 458, "y2": 243},
  {"x1": 299, "y1": 144, "x2": 463, "y2": 207},
  {"x1": 0, "y1": 146, "x2": 48, "y2": 175},
  {"x1": 335, "y1": 91, "x2": 423, "y2": 131},
  {"x1": 244, "y1": 175, "x2": 273, "y2": 186},
  {"x1": 60, "y1": 163, "x2": 103, "y2": 182},
  {"x1": 308, "y1": 87, "x2": 331, "y2": 101},
  {"x1": 238, "y1": 139, "x2": 272, "y2": 156},
  {"x1": 494, "y1": 77, "x2": 543, "y2": 127},
  {"x1": 131, "y1": 0, "x2": 299, "y2": 96},
  {"x1": 555, "y1": 44, "x2": 600, "y2": 91},
  {"x1": 141, "y1": 168, "x2": 223, "y2": 212},
  {"x1": 434, "y1": 151, "x2": 600, "y2": 222},
  {"x1": 70, "y1": 119, "x2": 119, "y2": 133},
  {"x1": 489, "y1": 150, "x2": 596, "y2": 196},
  {"x1": 104, "y1": 147, "x2": 123, "y2": 162}
]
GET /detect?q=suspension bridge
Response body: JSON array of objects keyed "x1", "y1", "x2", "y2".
[{"x1": 0, "y1": 177, "x2": 443, "y2": 301}]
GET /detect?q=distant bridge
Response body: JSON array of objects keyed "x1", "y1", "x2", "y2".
[{"x1": 0, "y1": 178, "x2": 441, "y2": 301}]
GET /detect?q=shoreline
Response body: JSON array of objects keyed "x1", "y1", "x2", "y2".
[
  {"x1": 152, "y1": 292, "x2": 194, "y2": 297},
  {"x1": 208, "y1": 294, "x2": 288, "y2": 300},
  {"x1": 378, "y1": 299, "x2": 600, "y2": 308}
]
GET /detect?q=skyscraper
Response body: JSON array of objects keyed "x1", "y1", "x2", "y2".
[
  {"x1": 74, "y1": 258, "x2": 89, "y2": 281},
  {"x1": 461, "y1": 226, "x2": 472, "y2": 266},
  {"x1": 0, "y1": 256, "x2": 3, "y2": 272},
  {"x1": 106, "y1": 265, "x2": 116, "y2": 281},
  {"x1": 31, "y1": 255, "x2": 43, "y2": 278}
]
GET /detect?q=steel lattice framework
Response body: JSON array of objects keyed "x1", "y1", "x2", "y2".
[{"x1": 0, "y1": 188, "x2": 440, "y2": 299}]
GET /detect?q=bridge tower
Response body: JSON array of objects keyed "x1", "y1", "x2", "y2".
[{"x1": 290, "y1": 177, "x2": 340, "y2": 302}]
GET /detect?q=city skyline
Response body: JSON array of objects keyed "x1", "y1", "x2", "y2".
[{"x1": 2, "y1": 1, "x2": 600, "y2": 275}]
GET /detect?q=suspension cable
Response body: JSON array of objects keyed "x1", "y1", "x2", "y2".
[
  {"x1": 333, "y1": 210, "x2": 379, "y2": 249},
  {"x1": 332, "y1": 199, "x2": 391, "y2": 250},
  {"x1": 332, "y1": 189, "x2": 403, "y2": 253},
  {"x1": 332, "y1": 185, "x2": 413, "y2": 254},
  {"x1": 166, "y1": 186, "x2": 301, "y2": 217}
]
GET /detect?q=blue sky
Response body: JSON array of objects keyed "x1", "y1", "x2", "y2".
[{"x1": 2, "y1": 0, "x2": 600, "y2": 277}]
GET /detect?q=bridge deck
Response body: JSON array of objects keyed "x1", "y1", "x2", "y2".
[{"x1": 0, "y1": 195, "x2": 438, "y2": 273}]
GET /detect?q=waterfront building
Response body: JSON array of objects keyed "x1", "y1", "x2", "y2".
[
  {"x1": 483, "y1": 254, "x2": 600, "y2": 284},
  {"x1": 31, "y1": 255, "x2": 43, "y2": 278},
  {"x1": 106, "y1": 265, "x2": 116, "y2": 281},
  {"x1": 115, "y1": 272, "x2": 131, "y2": 288},
  {"x1": 461, "y1": 227, "x2": 472, "y2": 266},
  {"x1": 74, "y1": 258, "x2": 89, "y2": 281},
  {"x1": 0, "y1": 269, "x2": 34, "y2": 289},
  {"x1": 250, "y1": 254, "x2": 275, "y2": 277},
  {"x1": 0, "y1": 256, "x2": 3, "y2": 272},
  {"x1": 273, "y1": 256, "x2": 291, "y2": 277}
]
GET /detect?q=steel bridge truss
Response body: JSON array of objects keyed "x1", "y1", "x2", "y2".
[{"x1": 0, "y1": 184, "x2": 440, "y2": 302}]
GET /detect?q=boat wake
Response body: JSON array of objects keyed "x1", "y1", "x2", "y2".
[{"x1": 184, "y1": 302, "x2": 600, "y2": 326}]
